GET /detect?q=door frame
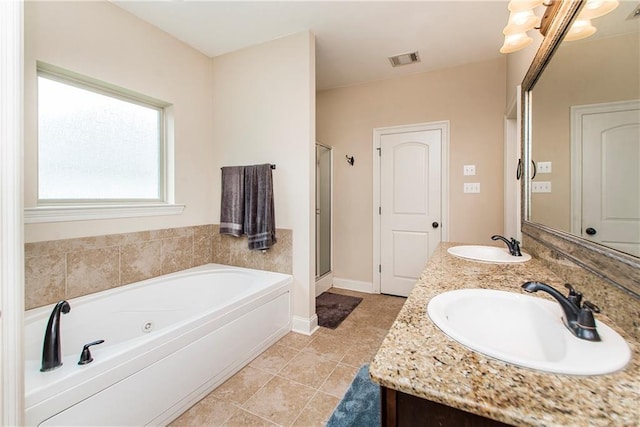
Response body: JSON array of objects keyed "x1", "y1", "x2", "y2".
[
  {"x1": 504, "y1": 88, "x2": 522, "y2": 242},
  {"x1": 570, "y1": 99, "x2": 640, "y2": 235},
  {"x1": 372, "y1": 121, "x2": 450, "y2": 294},
  {"x1": 1, "y1": 1, "x2": 25, "y2": 425}
]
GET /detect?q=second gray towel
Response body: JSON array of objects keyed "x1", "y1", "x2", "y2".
[{"x1": 244, "y1": 164, "x2": 276, "y2": 250}]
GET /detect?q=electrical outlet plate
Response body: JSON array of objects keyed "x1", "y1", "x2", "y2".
[
  {"x1": 463, "y1": 182, "x2": 480, "y2": 193},
  {"x1": 463, "y1": 165, "x2": 476, "y2": 176},
  {"x1": 532, "y1": 181, "x2": 552, "y2": 193},
  {"x1": 537, "y1": 161, "x2": 552, "y2": 173}
]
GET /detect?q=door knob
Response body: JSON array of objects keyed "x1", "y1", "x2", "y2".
[
  {"x1": 585, "y1": 227, "x2": 597, "y2": 236},
  {"x1": 432, "y1": 222, "x2": 439, "y2": 229}
]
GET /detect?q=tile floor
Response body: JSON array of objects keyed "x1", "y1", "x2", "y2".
[{"x1": 170, "y1": 289, "x2": 406, "y2": 426}]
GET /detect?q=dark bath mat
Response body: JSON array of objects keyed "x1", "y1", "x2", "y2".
[{"x1": 316, "y1": 291, "x2": 363, "y2": 329}]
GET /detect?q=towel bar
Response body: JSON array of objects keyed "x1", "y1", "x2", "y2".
[{"x1": 220, "y1": 164, "x2": 276, "y2": 170}]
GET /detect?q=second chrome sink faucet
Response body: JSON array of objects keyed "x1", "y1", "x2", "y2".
[
  {"x1": 491, "y1": 235, "x2": 522, "y2": 256},
  {"x1": 521, "y1": 281, "x2": 601, "y2": 341}
]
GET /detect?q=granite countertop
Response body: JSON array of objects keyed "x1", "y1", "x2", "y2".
[{"x1": 370, "y1": 242, "x2": 640, "y2": 427}]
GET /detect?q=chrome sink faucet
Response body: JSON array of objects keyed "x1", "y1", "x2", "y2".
[
  {"x1": 41, "y1": 300, "x2": 70, "y2": 372},
  {"x1": 491, "y1": 235, "x2": 522, "y2": 256},
  {"x1": 521, "y1": 282, "x2": 601, "y2": 341}
]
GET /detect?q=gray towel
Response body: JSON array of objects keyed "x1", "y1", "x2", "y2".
[
  {"x1": 220, "y1": 166, "x2": 245, "y2": 236},
  {"x1": 244, "y1": 164, "x2": 276, "y2": 250}
]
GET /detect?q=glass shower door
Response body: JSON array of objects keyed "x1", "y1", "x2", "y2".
[{"x1": 316, "y1": 144, "x2": 332, "y2": 278}]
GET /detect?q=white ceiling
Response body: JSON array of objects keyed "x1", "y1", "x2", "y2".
[{"x1": 113, "y1": 1, "x2": 510, "y2": 90}]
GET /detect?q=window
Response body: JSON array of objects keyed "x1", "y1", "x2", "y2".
[
  {"x1": 37, "y1": 64, "x2": 167, "y2": 204},
  {"x1": 25, "y1": 63, "x2": 183, "y2": 223}
]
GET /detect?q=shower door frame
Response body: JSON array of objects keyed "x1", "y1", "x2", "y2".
[{"x1": 315, "y1": 143, "x2": 333, "y2": 296}]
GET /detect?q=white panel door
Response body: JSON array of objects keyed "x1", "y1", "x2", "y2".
[
  {"x1": 380, "y1": 129, "x2": 441, "y2": 296},
  {"x1": 582, "y1": 107, "x2": 640, "y2": 256}
]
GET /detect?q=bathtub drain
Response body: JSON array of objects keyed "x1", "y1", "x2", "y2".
[{"x1": 142, "y1": 321, "x2": 154, "y2": 333}]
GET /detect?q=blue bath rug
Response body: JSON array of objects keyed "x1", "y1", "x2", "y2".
[{"x1": 326, "y1": 364, "x2": 380, "y2": 427}]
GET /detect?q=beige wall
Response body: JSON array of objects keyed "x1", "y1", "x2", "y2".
[
  {"x1": 211, "y1": 32, "x2": 316, "y2": 325},
  {"x1": 24, "y1": 2, "x2": 317, "y2": 329},
  {"x1": 24, "y1": 1, "x2": 215, "y2": 242},
  {"x1": 317, "y1": 58, "x2": 506, "y2": 283},
  {"x1": 531, "y1": 33, "x2": 640, "y2": 231}
]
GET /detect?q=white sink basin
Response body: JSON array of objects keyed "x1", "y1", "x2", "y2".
[
  {"x1": 427, "y1": 289, "x2": 631, "y2": 375},
  {"x1": 447, "y1": 245, "x2": 531, "y2": 263}
]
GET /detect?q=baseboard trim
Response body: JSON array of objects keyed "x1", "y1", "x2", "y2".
[
  {"x1": 332, "y1": 277, "x2": 375, "y2": 294},
  {"x1": 291, "y1": 314, "x2": 319, "y2": 336}
]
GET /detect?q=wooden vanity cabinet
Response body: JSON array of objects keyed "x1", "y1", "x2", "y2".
[{"x1": 381, "y1": 387, "x2": 514, "y2": 427}]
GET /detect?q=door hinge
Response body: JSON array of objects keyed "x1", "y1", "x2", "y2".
[
  {"x1": 377, "y1": 147, "x2": 381, "y2": 156},
  {"x1": 379, "y1": 264, "x2": 381, "y2": 273},
  {"x1": 379, "y1": 206, "x2": 381, "y2": 215}
]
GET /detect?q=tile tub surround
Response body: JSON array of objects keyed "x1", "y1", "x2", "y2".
[
  {"x1": 25, "y1": 225, "x2": 292, "y2": 310},
  {"x1": 370, "y1": 243, "x2": 640, "y2": 427},
  {"x1": 212, "y1": 225, "x2": 292, "y2": 274}
]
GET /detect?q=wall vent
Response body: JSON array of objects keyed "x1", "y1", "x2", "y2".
[{"x1": 388, "y1": 51, "x2": 421, "y2": 67}]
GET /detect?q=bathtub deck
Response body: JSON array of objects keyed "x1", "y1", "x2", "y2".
[{"x1": 170, "y1": 289, "x2": 406, "y2": 426}]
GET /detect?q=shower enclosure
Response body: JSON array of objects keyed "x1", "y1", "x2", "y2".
[{"x1": 315, "y1": 143, "x2": 332, "y2": 294}]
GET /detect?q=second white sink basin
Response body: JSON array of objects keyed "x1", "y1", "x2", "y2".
[
  {"x1": 427, "y1": 289, "x2": 631, "y2": 375},
  {"x1": 447, "y1": 245, "x2": 531, "y2": 263}
]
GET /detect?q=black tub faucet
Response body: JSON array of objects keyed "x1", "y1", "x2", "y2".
[
  {"x1": 521, "y1": 282, "x2": 601, "y2": 341},
  {"x1": 41, "y1": 300, "x2": 71, "y2": 372},
  {"x1": 491, "y1": 235, "x2": 522, "y2": 256}
]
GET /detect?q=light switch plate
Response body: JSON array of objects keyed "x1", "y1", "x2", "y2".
[
  {"x1": 532, "y1": 181, "x2": 552, "y2": 193},
  {"x1": 463, "y1": 182, "x2": 480, "y2": 193},
  {"x1": 463, "y1": 165, "x2": 476, "y2": 176}
]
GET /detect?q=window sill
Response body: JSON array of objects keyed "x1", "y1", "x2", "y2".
[{"x1": 24, "y1": 204, "x2": 185, "y2": 223}]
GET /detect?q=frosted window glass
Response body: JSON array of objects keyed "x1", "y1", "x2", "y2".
[{"x1": 38, "y1": 76, "x2": 162, "y2": 201}]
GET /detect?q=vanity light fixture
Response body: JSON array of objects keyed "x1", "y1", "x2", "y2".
[
  {"x1": 499, "y1": 0, "x2": 545, "y2": 53},
  {"x1": 499, "y1": 0, "x2": 619, "y2": 53}
]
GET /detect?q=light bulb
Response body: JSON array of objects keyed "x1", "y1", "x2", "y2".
[
  {"x1": 503, "y1": 10, "x2": 541, "y2": 35},
  {"x1": 579, "y1": 0, "x2": 619, "y2": 19},
  {"x1": 564, "y1": 19, "x2": 597, "y2": 41},
  {"x1": 500, "y1": 32, "x2": 534, "y2": 53}
]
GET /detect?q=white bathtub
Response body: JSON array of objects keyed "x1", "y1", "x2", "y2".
[{"x1": 24, "y1": 264, "x2": 292, "y2": 426}]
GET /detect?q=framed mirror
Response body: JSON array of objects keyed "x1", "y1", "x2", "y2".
[{"x1": 521, "y1": 0, "x2": 640, "y2": 295}]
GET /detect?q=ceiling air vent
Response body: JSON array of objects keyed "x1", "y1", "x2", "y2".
[{"x1": 388, "y1": 51, "x2": 421, "y2": 68}]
